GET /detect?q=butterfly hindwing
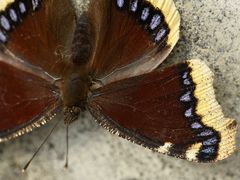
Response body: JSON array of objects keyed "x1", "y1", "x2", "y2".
[
  {"x1": 0, "y1": 54, "x2": 60, "y2": 142},
  {"x1": 88, "y1": 59, "x2": 237, "y2": 162},
  {"x1": 88, "y1": 0, "x2": 180, "y2": 86}
]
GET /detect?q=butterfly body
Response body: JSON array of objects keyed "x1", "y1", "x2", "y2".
[{"x1": 0, "y1": 0, "x2": 237, "y2": 163}]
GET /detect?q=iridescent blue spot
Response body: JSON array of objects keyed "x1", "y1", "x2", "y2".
[
  {"x1": 0, "y1": 15, "x2": 11, "y2": 31},
  {"x1": 185, "y1": 107, "x2": 193, "y2": 117},
  {"x1": 19, "y1": 1, "x2": 27, "y2": 13},
  {"x1": 141, "y1": 7, "x2": 150, "y2": 21},
  {"x1": 203, "y1": 137, "x2": 218, "y2": 146},
  {"x1": 180, "y1": 91, "x2": 191, "y2": 102},
  {"x1": 117, "y1": 0, "x2": 124, "y2": 8},
  {"x1": 32, "y1": 0, "x2": 40, "y2": 10},
  {"x1": 150, "y1": 14, "x2": 161, "y2": 30},
  {"x1": 9, "y1": 9, "x2": 18, "y2": 22},
  {"x1": 201, "y1": 146, "x2": 216, "y2": 154},
  {"x1": 155, "y1": 28, "x2": 167, "y2": 42},
  {"x1": 198, "y1": 129, "x2": 213, "y2": 137},
  {"x1": 183, "y1": 78, "x2": 191, "y2": 85},
  {"x1": 130, "y1": 0, "x2": 138, "y2": 12},
  {"x1": 182, "y1": 72, "x2": 188, "y2": 79},
  {"x1": 191, "y1": 122, "x2": 202, "y2": 129},
  {"x1": 0, "y1": 30, "x2": 7, "y2": 43}
]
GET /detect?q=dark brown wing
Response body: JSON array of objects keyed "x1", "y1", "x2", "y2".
[
  {"x1": 88, "y1": 59, "x2": 237, "y2": 162},
  {"x1": 87, "y1": 0, "x2": 180, "y2": 86},
  {"x1": 0, "y1": 0, "x2": 76, "y2": 78},
  {"x1": 0, "y1": 55, "x2": 60, "y2": 142},
  {"x1": 0, "y1": 0, "x2": 75, "y2": 141}
]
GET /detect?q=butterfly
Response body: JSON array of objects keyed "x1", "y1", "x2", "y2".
[{"x1": 0, "y1": 0, "x2": 237, "y2": 163}]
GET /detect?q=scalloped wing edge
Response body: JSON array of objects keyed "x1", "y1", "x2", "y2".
[
  {"x1": 185, "y1": 59, "x2": 237, "y2": 161},
  {"x1": 0, "y1": 103, "x2": 61, "y2": 142}
]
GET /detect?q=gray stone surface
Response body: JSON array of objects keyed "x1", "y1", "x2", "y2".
[{"x1": 0, "y1": 0, "x2": 239, "y2": 180}]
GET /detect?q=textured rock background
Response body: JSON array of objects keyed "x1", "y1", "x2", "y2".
[{"x1": 0, "y1": 0, "x2": 239, "y2": 180}]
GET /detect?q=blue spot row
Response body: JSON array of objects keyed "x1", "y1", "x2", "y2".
[
  {"x1": 116, "y1": 0, "x2": 169, "y2": 44},
  {"x1": 0, "y1": 0, "x2": 42, "y2": 43},
  {"x1": 179, "y1": 67, "x2": 220, "y2": 162}
]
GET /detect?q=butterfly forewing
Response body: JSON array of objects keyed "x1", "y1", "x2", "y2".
[
  {"x1": 88, "y1": 59, "x2": 237, "y2": 162},
  {"x1": 88, "y1": 0, "x2": 180, "y2": 86},
  {"x1": 0, "y1": 0, "x2": 76, "y2": 78}
]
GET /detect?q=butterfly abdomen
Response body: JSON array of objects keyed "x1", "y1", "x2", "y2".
[{"x1": 71, "y1": 14, "x2": 95, "y2": 65}]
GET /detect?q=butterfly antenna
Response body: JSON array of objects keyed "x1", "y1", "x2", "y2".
[
  {"x1": 64, "y1": 124, "x2": 69, "y2": 169},
  {"x1": 22, "y1": 118, "x2": 61, "y2": 172}
]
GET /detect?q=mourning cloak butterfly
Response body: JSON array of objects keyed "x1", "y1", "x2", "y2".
[{"x1": 0, "y1": 0, "x2": 237, "y2": 163}]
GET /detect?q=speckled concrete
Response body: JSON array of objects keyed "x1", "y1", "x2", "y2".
[{"x1": 0, "y1": 0, "x2": 239, "y2": 180}]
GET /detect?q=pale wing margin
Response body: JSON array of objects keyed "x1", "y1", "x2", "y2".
[{"x1": 185, "y1": 59, "x2": 237, "y2": 161}]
